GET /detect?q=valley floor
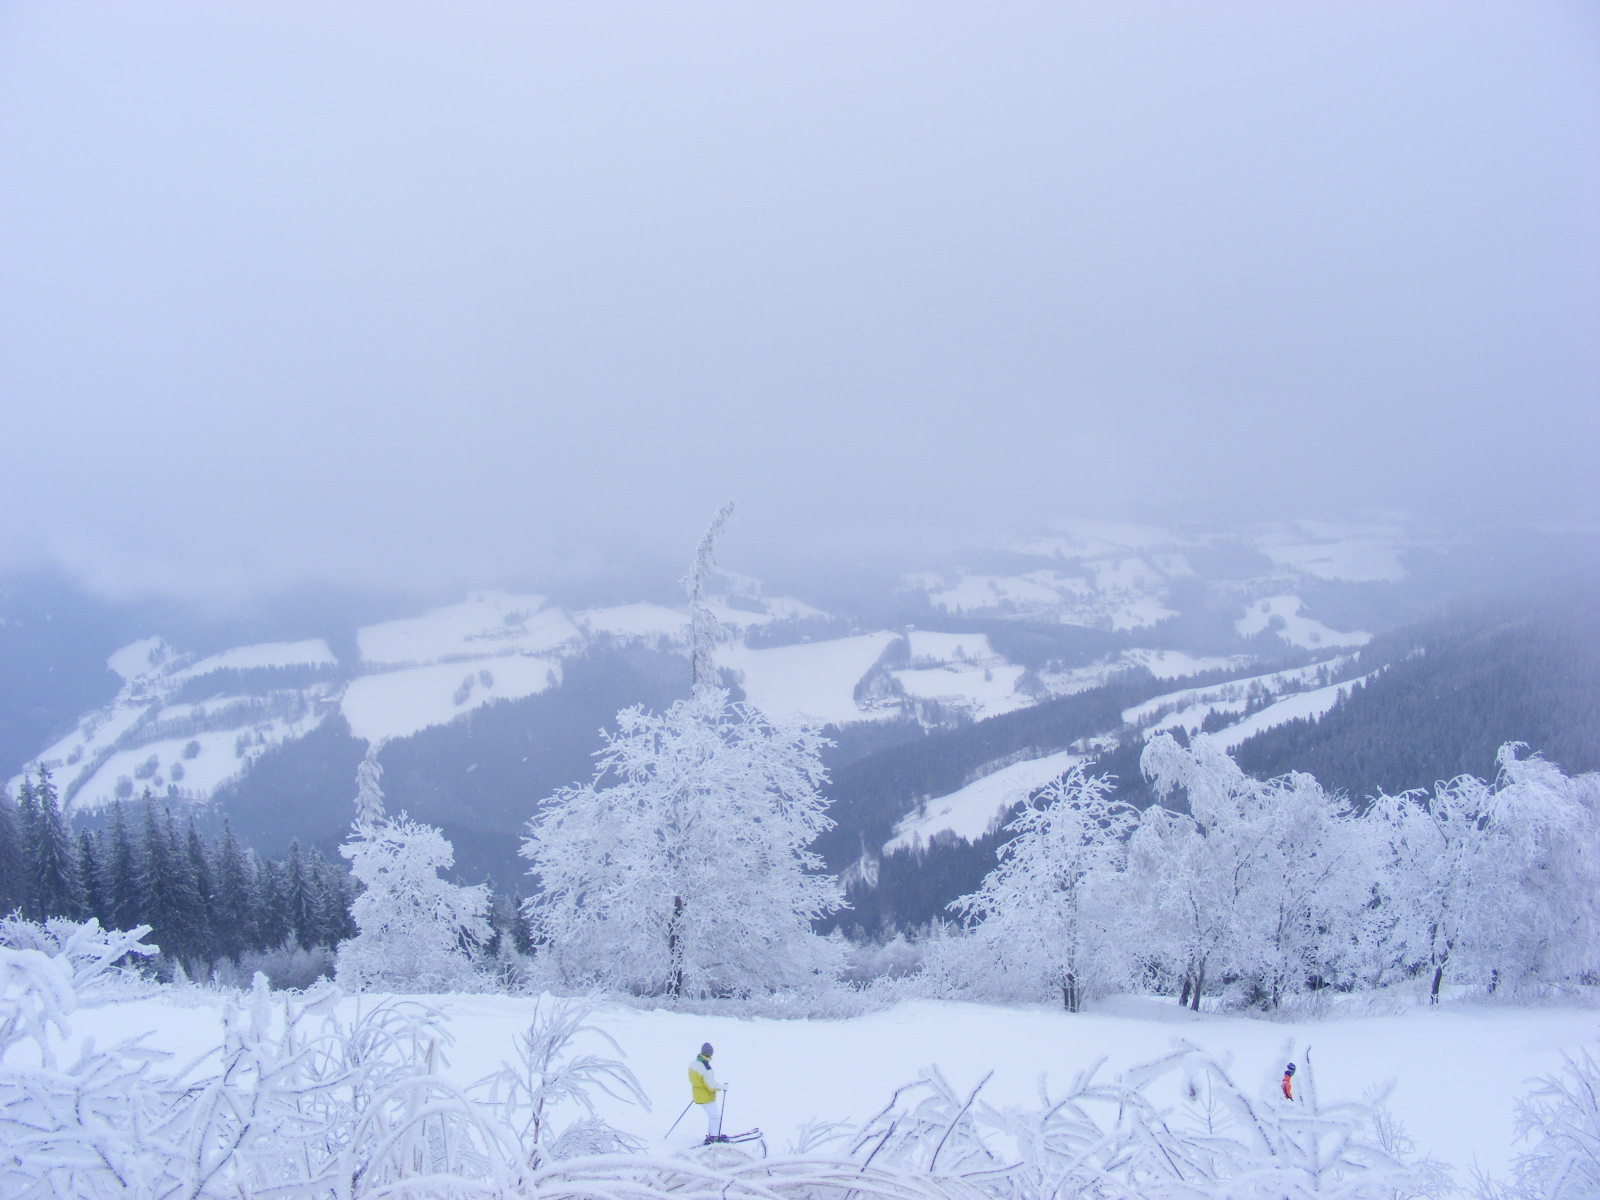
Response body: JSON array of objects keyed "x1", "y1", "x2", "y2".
[{"x1": 70, "y1": 986, "x2": 1600, "y2": 1184}]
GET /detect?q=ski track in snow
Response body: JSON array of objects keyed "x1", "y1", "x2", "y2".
[{"x1": 65, "y1": 991, "x2": 1598, "y2": 1182}]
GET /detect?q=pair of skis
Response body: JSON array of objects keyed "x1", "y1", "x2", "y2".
[{"x1": 703, "y1": 1129, "x2": 762, "y2": 1146}]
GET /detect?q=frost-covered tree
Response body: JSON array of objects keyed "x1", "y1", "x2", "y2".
[
  {"x1": 525, "y1": 689, "x2": 844, "y2": 997},
  {"x1": 1128, "y1": 734, "x2": 1368, "y2": 1010},
  {"x1": 337, "y1": 815, "x2": 488, "y2": 992},
  {"x1": 524, "y1": 505, "x2": 844, "y2": 999},
  {"x1": 337, "y1": 747, "x2": 487, "y2": 993},
  {"x1": 1368, "y1": 743, "x2": 1600, "y2": 1001},
  {"x1": 947, "y1": 764, "x2": 1135, "y2": 1010},
  {"x1": 354, "y1": 738, "x2": 388, "y2": 828}
]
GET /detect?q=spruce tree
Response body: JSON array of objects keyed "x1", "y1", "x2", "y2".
[
  {"x1": 164, "y1": 809, "x2": 209, "y2": 967},
  {"x1": 32, "y1": 770, "x2": 85, "y2": 920},
  {"x1": 253, "y1": 857, "x2": 290, "y2": 950},
  {"x1": 0, "y1": 788, "x2": 23, "y2": 915},
  {"x1": 78, "y1": 828, "x2": 109, "y2": 924},
  {"x1": 186, "y1": 819, "x2": 216, "y2": 961},
  {"x1": 104, "y1": 802, "x2": 139, "y2": 931},
  {"x1": 210, "y1": 820, "x2": 254, "y2": 961},
  {"x1": 15, "y1": 777, "x2": 40, "y2": 919},
  {"x1": 284, "y1": 840, "x2": 317, "y2": 949}
]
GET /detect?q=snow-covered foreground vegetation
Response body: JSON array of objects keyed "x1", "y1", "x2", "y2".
[{"x1": 7, "y1": 920, "x2": 1598, "y2": 1198}]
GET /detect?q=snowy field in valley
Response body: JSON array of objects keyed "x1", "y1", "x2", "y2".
[{"x1": 65, "y1": 987, "x2": 1599, "y2": 1184}]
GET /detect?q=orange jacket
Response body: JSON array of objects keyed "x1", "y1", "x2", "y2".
[{"x1": 1281, "y1": 1072, "x2": 1293, "y2": 1101}]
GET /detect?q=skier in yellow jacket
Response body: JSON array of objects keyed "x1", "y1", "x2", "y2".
[{"x1": 688, "y1": 1043, "x2": 727, "y2": 1143}]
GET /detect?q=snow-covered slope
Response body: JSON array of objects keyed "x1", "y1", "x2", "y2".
[
  {"x1": 884, "y1": 749, "x2": 1082, "y2": 853},
  {"x1": 67, "y1": 988, "x2": 1596, "y2": 1183}
]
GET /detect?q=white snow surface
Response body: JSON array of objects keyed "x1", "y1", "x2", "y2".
[
  {"x1": 1257, "y1": 521, "x2": 1411, "y2": 583},
  {"x1": 1235, "y1": 595, "x2": 1370, "y2": 649},
  {"x1": 174, "y1": 639, "x2": 337, "y2": 679},
  {"x1": 1124, "y1": 649, "x2": 1252, "y2": 680},
  {"x1": 576, "y1": 603, "x2": 689, "y2": 642},
  {"x1": 63, "y1": 989, "x2": 1597, "y2": 1183},
  {"x1": 884, "y1": 750, "x2": 1082, "y2": 854},
  {"x1": 891, "y1": 663, "x2": 1032, "y2": 722},
  {"x1": 106, "y1": 637, "x2": 173, "y2": 681},
  {"x1": 358, "y1": 592, "x2": 581, "y2": 667},
  {"x1": 717, "y1": 633, "x2": 900, "y2": 727},
  {"x1": 1123, "y1": 659, "x2": 1355, "y2": 734},
  {"x1": 1212, "y1": 675, "x2": 1373, "y2": 751},
  {"x1": 341, "y1": 656, "x2": 562, "y2": 743}
]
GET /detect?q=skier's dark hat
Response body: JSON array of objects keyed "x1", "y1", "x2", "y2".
[{"x1": 701, "y1": 1042, "x2": 714, "y2": 1057}]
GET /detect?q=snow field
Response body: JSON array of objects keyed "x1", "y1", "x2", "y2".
[
  {"x1": 173, "y1": 638, "x2": 337, "y2": 679},
  {"x1": 884, "y1": 750, "x2": 1082, "y2": 853},
  {"x1": 357, "y1": 592, "x2": 580, "y2": 667},
  {"x1": 341, "y1": 655, "x2": 562, "y2": 742},
  {"x1": 1235, "y1": 594, "x2": 1370, "y2": 649},
  {"x1": 1211, "y1": 675, "x2": 1373, "y2": 751},
  {"x1": 64, "y1": 988, "x2": 1598, "y2": 1182},
  {"x1": 717, "y1": 633, "x2": 901, "y2": 727}
]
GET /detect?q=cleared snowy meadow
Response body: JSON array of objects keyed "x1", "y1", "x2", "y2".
[{"x1": 30, "y1": 958, "x2": 1600, "y2": 1196}]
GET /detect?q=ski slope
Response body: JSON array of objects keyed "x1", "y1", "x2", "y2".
[{"x1": 65, "y1": 988, "x2": 1599, "y2": 1186}]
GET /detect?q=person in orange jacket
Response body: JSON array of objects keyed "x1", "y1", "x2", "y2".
[{"x1": 1281, "y1": 1062, "x2": 1296, "y2": 1101}]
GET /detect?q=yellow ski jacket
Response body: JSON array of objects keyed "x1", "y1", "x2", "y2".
[{"x1": 688, "y1": 1055, "x2": 721, "y2": 1104}]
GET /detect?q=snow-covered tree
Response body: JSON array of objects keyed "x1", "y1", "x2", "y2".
[
  {"x1": 523, "y1": 506, "x2": 843, "y2": 999},
  {"x1": 336, "y1": 814, "x2": 488, "y2": 992},
  {"x1": 524, "y1": 689, "x2": 844, "y2": 997},
  {"x1": 335, "y1": 752, "x2": 487, "y2": 992},
  {"x1": 1368, "y1": 744, "x2": 1600, "y2": 1001},
  {"x1": 686, "y1": 499, "x2": 735, "y2": 694},
  {"x1": 354, "y1": 738, "x2": 388, "y2": 829},
  {"x1": 947, "y1": 764, "x2": 1135, "y2": 1010},
  {"x1": 1128, "y1": 734, "x2": 1368, "y2": 1010}
]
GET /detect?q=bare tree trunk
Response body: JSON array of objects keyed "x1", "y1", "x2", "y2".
[
  {"x1": 1063, "y1": 973, "x2": 1080, "y2": 1013},
  {"x1": 1179, "y1": 974, "x2": 1191, "y2": 1008},
  {"x1": 667, "y1": 895, "x2": 685, "y2": 999},
  {"x1": 1189, "y1": 961, "x2": 1205, "y2": 1012}
]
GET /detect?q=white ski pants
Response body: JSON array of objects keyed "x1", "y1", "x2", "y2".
[{"x1": 699, "y1": 1096, "x2": 722, "y2": 1136}]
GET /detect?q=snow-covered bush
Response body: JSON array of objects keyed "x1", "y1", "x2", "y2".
[
  {"x1": 0, "y1": 914, "x2": 156, "y2": 999},
  {"x1": 1493, "y1": 1047, "x2": 1600, "y2": 1200},
  {"x1": 471, "y1": 993, "x2": 647, "y2": 1167}
]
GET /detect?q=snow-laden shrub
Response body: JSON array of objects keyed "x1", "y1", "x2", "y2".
[
  {"x1": 0, "y1": 914, "x2": 156, "y2": 998},
  {"x1": 471, "y1": 994, "x2": 647, "y2": 1168},
  {"x1": 797, "y1": 1045, "x2": 1448, "y2": 1200},
  {"x1": 1490, "y1": 1047, "x2": 1600, "y2": 1200}
]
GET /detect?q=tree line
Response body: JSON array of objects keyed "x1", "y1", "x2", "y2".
[{"x1": 0, "y1": 768, "x2": 354, "y2": 973}]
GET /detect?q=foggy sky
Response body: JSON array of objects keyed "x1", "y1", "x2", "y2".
[{"x1": 1, "y1": 1, "x2": 1596, "y2": 601}]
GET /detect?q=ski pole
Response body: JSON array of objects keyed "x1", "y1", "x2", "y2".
[
  {"x1": 718, "y1": 1085, "x2": 729, "y2": 1137},
  {"x1": 665, "y1": 1100, "x2": 693, "y2": 1137}
]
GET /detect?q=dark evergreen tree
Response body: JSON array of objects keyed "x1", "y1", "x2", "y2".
[
  {"x1": 78, "y1": 828, "x2": 109, "y2": 924},
  {"x1": 283, "y1": 840, "x2": 319, "y2": 949},
  {"x1": 185, "y1": 819, "x2": 215, "y2": 956},
  {"x1": 253, "y1": 856, "x2": 290, "y2": 950},
  {"x1": 210, "y1": 820, "x2": 254, "y2": 961},
  {"x1": 14, "y1": 776, "x2": 40, "y2": 919},
  {"x1": 0, "y1": 788, "x2": 24, "y2": 915},
  {"x1": 31, "y1": 769, "x2": 85, "y2": 920},
  {"x1": 137, "y1": 801, "x2": 206, "y2": 965},
  {"x1": 104, "y1": 802, "x2": 140, "y2": 931},
  {"x1": 163, "y1": 809, "x2": 208, "y2": 967}
]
